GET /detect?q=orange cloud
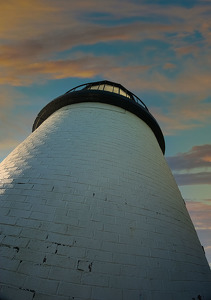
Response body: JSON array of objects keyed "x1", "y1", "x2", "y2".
[
  {"x1": 174, "y1": 45, "x2": 200, "y2": 56},
  {"x1": 163, "y1": 63, "x2": 176, "y2": 69},
  {"x1": 0, "y1": 53, "x2": 152, "y2": 86},
  {"x1": 0, "y1": 0, "x2": 59, "y2": 40},
  {"x1": 0, "y1": 1, "x2": 211, "y2": 94},
  {"x1": 0, "y1": 1, "x2": 209, "y2": 62},
  {"x1": 186, "y1": 200, "x2": 211, "y2": 230},
  {"x1": 0, "y1": 21, "x2": 174, "y2": 64},
  {"x1": 202, "y1": 156, "x2": 211, "y2": 163},
  {"x1": 0, "y1": 0, "x2": 210, "y2": 58}
]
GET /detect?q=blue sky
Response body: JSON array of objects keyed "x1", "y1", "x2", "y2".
[{"x1": 0, "y1": 0, "x2": 211, "y2": 265}]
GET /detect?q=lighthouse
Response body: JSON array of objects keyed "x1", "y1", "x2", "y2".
[{"x1": 0, "y1": 80, "x2": 211, "y2": 300}]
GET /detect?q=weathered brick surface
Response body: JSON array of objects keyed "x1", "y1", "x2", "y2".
[
  {"x1": 0, "y1": 102, "x2": 211, "y2": 299},
  {"x1": 0, "y1": 285, "x2": 35, "y2": 300}
]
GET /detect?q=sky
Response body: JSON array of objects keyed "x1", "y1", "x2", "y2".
[{"x1": 0, "y1": 0, "x2": 211, "y2": 266}]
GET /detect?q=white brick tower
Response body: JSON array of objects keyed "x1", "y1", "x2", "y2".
[{"x1": 0, "y1": 80, "x2": 211, "y2": 300}]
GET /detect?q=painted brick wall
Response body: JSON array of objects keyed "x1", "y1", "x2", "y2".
[{"x1": 0, "y1": 102, "x2": 211, "y2": 300}]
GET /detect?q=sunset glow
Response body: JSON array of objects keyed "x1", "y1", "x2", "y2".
[{"x1": 0, "y1": 0, "x2": 211, "y2": 266}]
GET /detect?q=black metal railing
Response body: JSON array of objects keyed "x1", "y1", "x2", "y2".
[{"x1": 65, "y1": 80, "x2": 149, "y2": 111}]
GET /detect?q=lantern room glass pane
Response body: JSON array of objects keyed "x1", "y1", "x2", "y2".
[
  {"x1": 113, "y1": 86, "x2": 119, "y2": 94},
  {"x1": 119, "y1": 89, "x2": 127, "y2": 98},
  {"x1": 104, "y1": 84, "x2": 114, "y2": 92},
  {"x1": 98, "y1": 84, "x2": 104, "y2": 90},
  {"x1": 85, "y1": 82, "x2": 133, "y2": 99}
]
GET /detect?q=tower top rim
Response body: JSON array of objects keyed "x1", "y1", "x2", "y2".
[{"x1": 32, "y1": 80, "x2": 165, "y2": 154}]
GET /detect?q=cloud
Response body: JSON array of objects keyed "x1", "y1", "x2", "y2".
[
  {"x1": 133, "y1": 69, "x2": 211, "y2": 95},
  {"x1": 167, "y1": 144, "x2": 211, "y2": 170},
  {"x1": 0, "y1": 0, "x2": 211, "y2": 105},
  {"x1": 0, "y1": 0, "x2": 195, "y2": 40},
  {"x1": 150, "y1": 107, "x2": 202, "y2": 136},
  {"x1": 0, "y1": 1, "x2": 210, "y2": 71},
  {"x1": 186, "y1": 200, "x2": 211, "y2": 231},
  {"x1": 0, "y1": 57, "x2": 102, "y2": 85},
  {"x1": 174, "y1": 45, "x2": 200, "y2": 56},
  {"x1": 0, "y1": 0, "x2": 210, "y2": 148},
  {"x1": 174, "y1": 172, "x2": 211, "y2": 186},
  {"x1": 0, "y1": 0, "x2": 210, "y2": 57},
  {"x1": 1, "y1": 0, "x2": 186, "y2": 62},
  {"x1": 1, "y1": 51, "x2": 210, "y2": 136},
  {"x1": 163, "y1": 63, "x2": 176, "y2": 69},
  {"x1": 0, "y1": 0, "x2": 59, "y2": 40},
  {"x1": 0, "y1": 51, "x2": 152, "y2": 86},
  {"x1": 148, "y1": 91, "x2": 211, "y2": 135},
  {"x1": 166, "y1": 145, "x2": 211, "y2": 186},
  {"x1": 0, "y1": 21, "x2": 174, "y2": 64}
]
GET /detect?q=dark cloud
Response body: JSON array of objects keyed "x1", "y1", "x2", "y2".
[
  {"x1": 174, "y1": 172, "x2": 211, "y2": 186},
  {"x1": 167, "y1": 145, "x2": 211, "y2": 186},
  {"x1": 166, "y1": 144, "x2": 211, "y2": 170}
]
